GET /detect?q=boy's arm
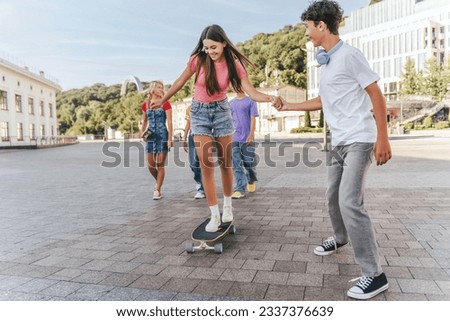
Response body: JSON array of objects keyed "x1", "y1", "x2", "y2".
[
  {"x1": 246, "y1": 116, "x2": 256, "y2": 144},
  {"x1": 277, "y1": 96, "x2": 322, "y2": 111},
  {"x1": 365, "y1": 82, "x2": 392, "y2": 166}
]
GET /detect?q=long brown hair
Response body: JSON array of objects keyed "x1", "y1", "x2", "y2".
[{"x1": 190, "y1": 24, "x2": 254, "y2": 96}]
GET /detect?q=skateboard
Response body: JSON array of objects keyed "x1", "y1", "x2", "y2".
[{"x1": 185, "y1": 215, "x2": 236, "y2": 254}]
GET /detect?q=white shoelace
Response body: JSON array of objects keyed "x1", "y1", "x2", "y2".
[
  {"x1": 349, "y1": 276, "x2": 374, "y2": 290},
  {"x1": 322, "y1": 236, "x2": 337, "y2": 251}
]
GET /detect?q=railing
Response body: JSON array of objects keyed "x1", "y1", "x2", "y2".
[{"x1": 0, "y1": 135, "x2": 78, "y2": 148}]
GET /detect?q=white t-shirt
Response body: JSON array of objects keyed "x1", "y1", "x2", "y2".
[{"x1": 319, "y1": 42, "x2": 379, "y2": 146}]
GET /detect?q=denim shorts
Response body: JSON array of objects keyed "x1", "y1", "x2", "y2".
[{"x1": 190, "y1": 99, "x2": 234, "y2": 138}]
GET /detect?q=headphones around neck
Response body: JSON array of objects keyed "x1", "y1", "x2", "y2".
[{"x1": 316, "y1": 40, "x2": 343, "y2": 65}]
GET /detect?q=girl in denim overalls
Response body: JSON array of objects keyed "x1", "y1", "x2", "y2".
[
  {"x1": 152, "y1": 25, "x2": 281, "y2": 232},
  {"x1": 140, "y1": 81, "x2": 173, "y2": 200}
]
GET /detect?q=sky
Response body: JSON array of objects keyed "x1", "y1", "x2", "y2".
[{"x1": 0, "y1": 0, "x2": 370, "y2": 90}]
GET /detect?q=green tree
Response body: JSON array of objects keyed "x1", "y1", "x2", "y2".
[
  {"x1": 318, "y1": 110, "x2": 324, "y2": 128},
  {"x1": 422, "y1": 58, "x2": 447, "y2": 102},
  {"x1": 399, "y1": 58, "x2": 423, "y2": 96},
  {"x1": 237, "y1": 24, "x2": 308, "y2": 88},
  {"x1": 304, "y1": 111, "x2": 311, "y2": 128}
]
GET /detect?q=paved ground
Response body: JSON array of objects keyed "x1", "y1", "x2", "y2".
[{"x1": 0, "y1": 133, "x2": 449, "y2": 301}]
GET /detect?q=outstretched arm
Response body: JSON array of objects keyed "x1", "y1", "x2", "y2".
[
  {"x1": 276, "y1": 96, "x2": 322, "y2": 112},
  {"x1": 152, "y1": 65, "x2": 194, "y2": 108},
  {"x1": 240, "y1": 77, "x2": 281, "y2": 107}
]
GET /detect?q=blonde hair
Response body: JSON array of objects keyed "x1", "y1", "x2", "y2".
[{"x1": 146, "y1": 80, "x2": 164, "y2": 98}]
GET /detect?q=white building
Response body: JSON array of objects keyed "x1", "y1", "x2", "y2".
[
  {"x1": 0, "y1": 58, "x2": 61, "y2": 148},
  {"x1": 307, "y1": 0, "x2": 450, "y2": 101}
]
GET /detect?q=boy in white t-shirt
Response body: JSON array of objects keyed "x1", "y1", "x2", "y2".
[{"x1": 276, "y1": 0, "x2": 392, "y2": 300}]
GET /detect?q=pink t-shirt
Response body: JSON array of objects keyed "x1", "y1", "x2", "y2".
[{"x1": 189, "y1": 56, "x2": 247, "y2": 103}]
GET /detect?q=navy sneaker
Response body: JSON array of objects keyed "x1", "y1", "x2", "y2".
[
  {"x1": 313, "y1": 236, "x2": 348, "y2": 256},
  {"x1": 347, "y1": 273, "x2": 389, "y2": 300}
]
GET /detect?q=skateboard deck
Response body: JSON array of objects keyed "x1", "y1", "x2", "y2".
[{"x1": 185, "y1": 215, "x2": 236, "y2": 253}]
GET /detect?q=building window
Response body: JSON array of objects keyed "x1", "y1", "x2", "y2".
[
  {"x1": 28, "y1": 98, "x2": 34, "y2": 114},
  {"x1": 39, "y1": 101, "x2": 45, "y2": 116},
  {"x1": 16, "y1": 123, "x2": 23, "y2": 141},
  {"x1": 0, "y1": 90, "x2": 7, "y2": 110},
  {"x1": 15, "y1": 94, "x2": 22, "y2": 112},
  {"x1": 40, "y1": 124, "x2": 46, "y2": 136},
  {"x1": 1, "y1": 122, "x2": 9, "y2": 141},
  {"x1": 383, "y1": 60, "x2": 391, "y2": 78},
  {"x1": 29, "y1": 124, "x2": 36, "y2": 140},
  {"x1": 49, "y1": 103, "x2": 53, "y2": 118}
]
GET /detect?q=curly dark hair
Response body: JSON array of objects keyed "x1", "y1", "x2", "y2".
[{"x1": 300, "y1": 0, "x2": 343, "y2": 35}]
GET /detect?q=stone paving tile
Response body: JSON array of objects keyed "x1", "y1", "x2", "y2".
[
  {"x1": 306, "y1": 262, "x2": 340, "y2": 275},
  {"x1": 241, "y1": 259, "x2": 275, "y2": 271},
  {"x1": 160, "y1": 277, "x2": 202, "y2": 293},
  {"x1": 102, "y1": 261, "x2": 141, "y2": 273},
  {"x1": 219, "y1": 269, "x2": 257, "y2": 283},
  {"x1": 253, "y1": 271, "x2": 289, "y2": 285},
  {"x1": 158, "y1": 266, "x2": 195, "y2": 278},
  {"x1": 192, "y1": 280, "x2": 234, "y2": 297},
  {"x1": 0, "y1": 275, "x2": 33, "y2": 291},
  {"x1": 71, "y1": 270, "x2": 112, "y2": 284},
  {"x1": 409, "y1": 267, "x2": 450, "y2": 280},
  {"x1": 287, "y1": 273, "x2": 323, "y2": 287},
  {"x1": 184, "y1": 256, "x2": 219, "y2": 268},
  {"x1": 0, "y1": 290, "x2": 54, "y2": 300},
  {"x1": 265, "y1": 284, "x2": 305, "y2": 300},
  {"x1": 46, "y1": 268, "x2": 84, "y2": 281},
  {"x1": 39, "y1": 281, "x2": 84, "y2": 297},
  {"x1": 172, "y1": 292, "x2": 215, "y2": 301},
  {"x1": 304, "y1": 287, "x2": 347, "y2": 301},
  {"x1": 129, "y1": 263, "x2": 165, "y2": 276},
  {"x1": 188, "y1": 267, "x2": 225, "y2": 280},
  {"x1": 397, "y1": 278, "x2": 443, "y2": 295},
  {"x1": 13, "y1": 278, "x2": 59, "y2": 294},
  {"x1": 227, "y1": 282, "x2": 268, "y2": 300},
  {"x1": 98, "y1": 287, "x2": 144, "y2": 301},
  {"x1": 135, "y1": 289, "x2": 177, "y2": 301},
  {"x1": 65, "y1": 284, "x2": 115, "y2": 300},
  {"x1": 129, "y1": 275, "x2": 170, "y2": 290},
  {"x1": 98, "y1": 272, "x2": 141, "y2": 287},
  {"x1": 273, "y1": 261, "x2": 307, "y2": 273}
]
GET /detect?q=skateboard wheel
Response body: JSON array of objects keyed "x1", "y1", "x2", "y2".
[
  {"x1": 185, "y1": 242, "x2": 194, "y2": 253},
  {"x1": 229, "y1": 225, "x2": 236, "y2": 235},
  {"x1": 214, "y1": 243, "x2": 223, "y2": 254}
]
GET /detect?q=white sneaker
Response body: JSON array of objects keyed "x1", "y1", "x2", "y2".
[
  {"x1": 194, "y1": 192, "x2": 206, "y2": 199},
  {"x1": 222, "y1": 205, "x2": 233, "y2": 223},
  {"x1": 205, "y1": 214, "x2": 221, "y2": 232}
]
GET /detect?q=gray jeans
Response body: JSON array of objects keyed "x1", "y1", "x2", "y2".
[{"x1": 326, "y1": 142, "x2": 382, "y2": 277}]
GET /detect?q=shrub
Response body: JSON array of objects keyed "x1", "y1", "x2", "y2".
[
  {"x1": 435, "y1": 121, "x2": 450, "y2": 129},
  {"x1": 290, "y1": 127, "x2": 323, "y2": 133},
  {"x1": 423, "y1": 116, "x2": 433, "y2": 129}
]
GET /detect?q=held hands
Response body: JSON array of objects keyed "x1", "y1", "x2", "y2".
[
  {"x1": 150, "y1": 98, "x2": 163, "y2": 109},
  {"x1": 271, "y1": 96, "x2": 286, "y2": 111}
]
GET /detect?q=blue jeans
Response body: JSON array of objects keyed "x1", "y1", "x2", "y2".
[
  {"x1": 232, "y1": 141, "x2": 257, "y2": 193},
  {"x1": 190, "y1": 99, "x2": 234, "y2": 138},
  {"x1": 188, "y1": 133, "x2": 203, "y2": 193},
  {"x1": 326, "y1": 142, "x2": 382, "y2": 277}
]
